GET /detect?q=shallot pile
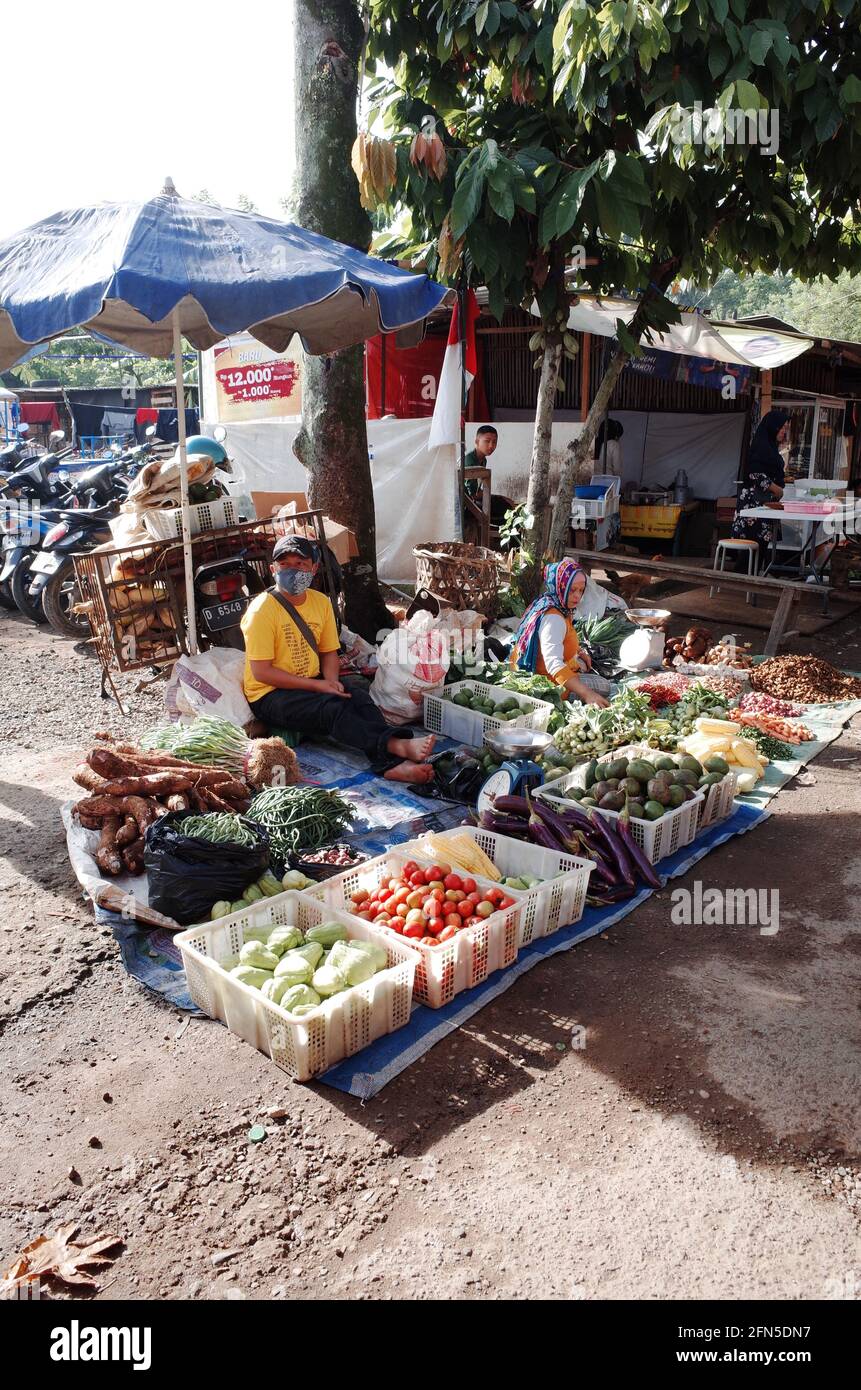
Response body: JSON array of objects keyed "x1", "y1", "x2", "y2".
[{"x1": 737, "y1": 691, "x2": 804, "y2": 719}]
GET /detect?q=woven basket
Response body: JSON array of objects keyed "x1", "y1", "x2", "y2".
[{"x1": 413, "y1": 541, "x2": 506, "y2": 617}]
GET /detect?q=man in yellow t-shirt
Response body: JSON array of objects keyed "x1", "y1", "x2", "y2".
[{"x1": 241, "y1": 535, "x2": 435, "y2": 783}]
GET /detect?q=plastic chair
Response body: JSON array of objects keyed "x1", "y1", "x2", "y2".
[{"x1": 710, "y1": 538, "x2": 760, "y2": 604}]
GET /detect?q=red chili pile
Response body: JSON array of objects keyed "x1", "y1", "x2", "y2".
[{"x1": 635, "y1": 672, "x2": 691, "y2": 709}]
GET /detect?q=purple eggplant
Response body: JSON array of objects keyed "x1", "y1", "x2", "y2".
[
  {"x1": 491, "y1": 794, "x2": 531, "y2": 817},
  {"x1": 584, "y1": 856, "x2": 616, "y2": 887},
  {"x1": 585, "y1": 809, "x2": 637, "y2": 890},
  {"x1": 531, "y1": 797, "x2": 586, "y2": 846},
  {"x1": 479, "y1": 810, "x2": 529, "y2": 838},
  {"x1": 616, "y1": 816, "x2": 662, "y2": 889},
  {"x1": 527, "y1": 817, "x2": 569, "y2": 853},
  {"x1": 587, "y1": 884, "x2": 637, "y2": 906}
]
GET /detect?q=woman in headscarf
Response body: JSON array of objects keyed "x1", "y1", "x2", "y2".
[
  {"x1": 511, "y1": 558, "x2": 609, "y2": 706},
  {"x1": 731, "y1": 409, "x2": 789, "y2": 557}
]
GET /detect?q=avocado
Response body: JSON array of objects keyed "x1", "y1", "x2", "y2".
[
  {"x1": 583, "y1": 759, "x2": 599, "y2": 789},
  {"x1": 579, "y1": 796, "x2": 597, "y2": 808},
  {"x1": 646, "y1": 778, "x2": 671, "y2": 805},
  {"x1": 608, "y1": 758, "x2": 630, "y2": 781},
  {"x1": 591, "y1": 780, "x2": 612, "y2": 801},
  {"x1": 672, "y1": 769, "x2": 699, "y2": 788},
  {"x1": 619, "y1": 776, "x2": 643, "y2": 797},
  {"x1": 679, "y1": 754, "x2": 703, "y2": 776},
  {"x1": 542, "y1": 766, "x2": 566, "y2": 781},
  {"x1": 643, "y1": 800, "x2": 666, "y2": 821},
  {"x1": 594, "y1": 762, "x2": 611, "y2": 782},
  {"x1": 627, "y1": 801, "x2": 645, "y2": 819},
  {"x1": 654, "y1": 755, "x2": 677, "y2": 772},
  {"x1": 599, "y1": 791, "x2": 626, "y2": 811},
  {"x1": 666, "y1": 784, "x2": 686, "y2": 808},
  {"x1": 452, "y1": 691, "x2": 471, "y2": 707},
  {"x1": 626, "y1": 759, "x2": 656, "y2": 783},
  {"x1": 704, "y1": 755, "x2": 730, "y2": 776},
  {"x1": 698, "y1": 771, "x2": 724, "y2": 788},
  {"x1": 605, "y1": 778, "x2": 620, "y2": 789}
]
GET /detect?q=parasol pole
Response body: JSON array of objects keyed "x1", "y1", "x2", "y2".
[{"x1": 173, "y1": 312, "x2": 198, "y2": 654}]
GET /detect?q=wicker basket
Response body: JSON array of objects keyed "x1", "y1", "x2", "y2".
[{"x1": 413, "y1": 541, "x2": 505, "y2": 617}]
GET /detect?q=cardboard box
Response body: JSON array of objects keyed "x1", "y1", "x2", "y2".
[{"x1": 250, "y1": 491, "x2": 359, "y2": 565}]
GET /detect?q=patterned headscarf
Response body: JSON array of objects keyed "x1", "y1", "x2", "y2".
[{"x1": 512, "y1": 559, "x2": 586, "y2": 673}]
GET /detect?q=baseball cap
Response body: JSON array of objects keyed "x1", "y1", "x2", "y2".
[{"x1": 272, "y1": 533, "x2": 319, "y2": 562}]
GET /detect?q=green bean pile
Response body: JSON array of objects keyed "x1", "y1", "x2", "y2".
[
  {"x1": 181, "y1": 813, "x2": 259, "y2": 846},
  {"x1": 247, "y1": 786, "x2": 355, "y2": 861}
]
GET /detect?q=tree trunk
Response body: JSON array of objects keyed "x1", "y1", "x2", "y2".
[
  {"x1": 526, "y1": 336, "x2": 563, "y2": 540},
  {"x1": 547, "y1": 270, "x2": 679, "y2": 558},
  {"x1": 547, "y1": 342, "x2": 629, "y2": 557},
  {"x1": 293, "y1": 0, "x2": 392, "y2": 642}
]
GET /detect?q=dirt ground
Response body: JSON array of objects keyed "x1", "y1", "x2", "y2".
[{"x1": 1, "y1": 606, "x2": 859, "y2": 1302}]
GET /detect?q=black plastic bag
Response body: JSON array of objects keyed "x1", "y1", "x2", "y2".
[{"x1": 144, "y1": 812, "x2": 270, "y2": 925}]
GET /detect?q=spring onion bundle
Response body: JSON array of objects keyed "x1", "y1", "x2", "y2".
[
  {"x1": 142, "y1": 716, "x2": 299, "y2": 790},
  {"x1": 247, "y1": 786, "x2": 355, "y2": 863}
]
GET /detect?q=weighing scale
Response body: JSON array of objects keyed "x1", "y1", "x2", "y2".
[{"x1": 476, "y1": 728, "x2": 554, "y2": 817}]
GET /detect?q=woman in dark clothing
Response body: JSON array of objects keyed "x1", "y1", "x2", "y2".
[{"x1": 731, "y1": 409, "x2": 789, "y2": 557}]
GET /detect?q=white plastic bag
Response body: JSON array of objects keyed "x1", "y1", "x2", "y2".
[
  {"x1": 576, "y1": 575, "x2": 627, "y2": 621},
  {"x1": 164, "y1": 649, "x2": 253, "y2": 727},
  {"x1": 370, "y1": 611, "x2": 450, "y2": 725}
]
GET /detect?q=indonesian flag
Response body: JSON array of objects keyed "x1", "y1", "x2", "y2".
[{"x1": 428, "y1": 288, "x2": 479, "y2": 448}]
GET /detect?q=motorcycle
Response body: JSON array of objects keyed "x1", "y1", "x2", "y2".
[
  {"x1": 0, "y1": 432, "x2": 75, "y2": 621},
  {"x1": 0, "y1": 421, "x2": 34, "y2": 480},
  {"x1": 193, "y1": 555, "x2": 265, "y2": 650}
]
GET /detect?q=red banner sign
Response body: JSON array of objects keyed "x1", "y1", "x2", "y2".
[{"x1": 215, "y1": 357, "x2": 299, "y2": 405}]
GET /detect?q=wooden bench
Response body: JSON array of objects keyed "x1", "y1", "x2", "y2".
[{"x1": 563, "y1": 547, "x2": 824, "y2": 656}]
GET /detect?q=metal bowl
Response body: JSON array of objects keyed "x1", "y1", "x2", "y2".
[
  {"x1": 625, "y1": 606, "x2": 671, "y2": 630},
  {"x1": 484, "y1": 728, "x2": 554, "y2": 758}
]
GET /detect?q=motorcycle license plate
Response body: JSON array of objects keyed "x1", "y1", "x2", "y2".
[
  {"x1": 30, "y1": 552, "x2": 61, "y2": 575},
  {"x1": 202, "y1": 597, "x2": 247, "y2": 631}
]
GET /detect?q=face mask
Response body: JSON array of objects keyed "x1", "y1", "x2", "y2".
[{"x1": 276, "y1": 568, "x2": 313, "y2": 595}]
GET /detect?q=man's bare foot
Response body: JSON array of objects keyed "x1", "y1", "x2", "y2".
[
  {"x1": 387, "y1": 734, "x2": 436, "y2": 764},
  {"x1": 383, "y1": 760, "x2": 435, "y2": 784}
]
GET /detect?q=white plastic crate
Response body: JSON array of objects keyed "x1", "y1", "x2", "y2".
[
  {"x1": 142, "y1": 496, "x2": 241, "y2": 541},
  {"x1": 303, "y1": 849, "x2": 519, "y2": 1009},
  {"x1": 423, "y1": 680, "x2": 553, "y2": 747},
  {"x1": 537, "y1": 755, "x2": 705, "y2": 865},
  {"x1": 175, "y1": 890, "x2": 418, "y2": 1082},
  {"x1": 403, "y1": 826, "x2": 595, "y2": 947}
]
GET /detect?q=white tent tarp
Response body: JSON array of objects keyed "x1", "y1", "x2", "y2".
[
  {"x1": 204, "y1": 416, "x2": 458, "y2": 583},
  {"x1": 552, "y1": 295, "x2": 813, "y2": 370}
]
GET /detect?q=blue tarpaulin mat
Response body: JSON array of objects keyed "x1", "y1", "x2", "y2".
[{"x1": 92, "y1": 697, "x2": 859, "y2": 1085}]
